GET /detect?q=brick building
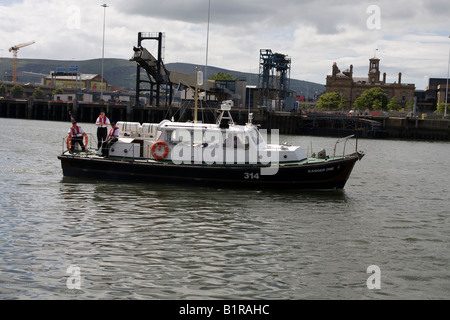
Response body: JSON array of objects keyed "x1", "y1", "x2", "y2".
[{"x1": 326, "y1": 57, "x2": 415, "y2": 109}]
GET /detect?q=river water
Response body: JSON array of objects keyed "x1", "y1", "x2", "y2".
[{"x1": 0, "y1": 118, "x2": 448, "y2": 300}]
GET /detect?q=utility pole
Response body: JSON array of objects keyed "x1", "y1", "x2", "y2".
[
  {"x1": 445, "y1": 36, "x2": 449, "y2": 118},
  {"x1": 101, "y1": 4, "x2": 108, "y2": 99},
  {"x1": 204, "y1": 0, "x2": 211, "y2": 103}
]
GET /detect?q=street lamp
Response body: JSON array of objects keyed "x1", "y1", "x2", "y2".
[
  {"x1": 0, "y1": 49, "x2": 3, "y2": 81},
  {"x1": 445, "y1": 35, "x2": 450, "y2": 118},
  {"x1": 101, "y1": 4, "x2": 108, "y2": 99},
  {"x1": 204, "y1": 0, "x2": 211, "y2": 102}
]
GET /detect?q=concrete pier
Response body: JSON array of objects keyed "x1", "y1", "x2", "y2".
[{"x1": 1, "y1": 99, "x2": 449, "y2": 140}]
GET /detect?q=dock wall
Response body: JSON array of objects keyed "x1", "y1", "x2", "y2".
[
  {"x1": 1, "y1": 99, "x2": 449, "y2": 141},
  {"x1": 380, "y1": 117, "x2": 450, "y2": 140}
]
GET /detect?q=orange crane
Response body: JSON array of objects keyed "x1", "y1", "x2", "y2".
[{"x1": 9, "y1": 40, "x2": 35, "y2": 82}]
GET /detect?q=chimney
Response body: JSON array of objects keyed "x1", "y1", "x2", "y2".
[
  {"x1": 398, "y1": 72, "x2": 402, "y2": 84},
  {"x1": 350, "y1": 65, "x2": 353, "y2": 78},
  {"x1": 383, "y1": 72, "x2": 386, "y2": 84},
  {"x1": 332, "y1": 62, "x2": 339, "y2": 79}
]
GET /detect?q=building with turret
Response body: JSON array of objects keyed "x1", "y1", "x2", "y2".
[{"x1": 326, "y1": 57, "x2": 415, "y2": 109}]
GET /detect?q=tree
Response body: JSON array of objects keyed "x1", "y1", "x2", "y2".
[
  {"x1": 353, "y1": 87, "x2": 388, "y2": 110},
  {"x1": 52, "y1": 88, "x2": 64, "y2": 95},
  {"x1": 404, "y1": 101, "x2": 414, "y2": 112},
  {"x1": 316, "y1": 92, "x2": 345, "y2": 110},
  {"x1": 387, "y1": 97, "x2": 400, "y2": 111},
  {"x1": 435, "y1": 103, "x2": 447, "y2": 114},
  {"x1": 10, "y1": 84, "x2": 24, "y2": 98},
  {"x1": 209, "y1": 72, "x2": 236, "y2": 81},
  {"x1": 0, "y1": 84, "x2": 6, "y2": 97},
  {"x1": 32, "y1": 87, "x2": 45, "y2": 99}
]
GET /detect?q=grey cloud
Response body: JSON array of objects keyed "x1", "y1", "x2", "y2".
[
  {"x1": 113, "y1": 0, "x2": 449, "y2": 37},
  {"x1": 113, "y1": 0, "x2": 367, "y2": 34}
]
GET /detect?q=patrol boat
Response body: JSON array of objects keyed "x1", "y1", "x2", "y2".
[{"x1": 57, "y1": 101, "x2": 364, "y2": 189}]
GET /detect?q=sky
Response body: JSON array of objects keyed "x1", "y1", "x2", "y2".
[{"x1": 0, "y1": 0, "x2": 449, "y2": 90}]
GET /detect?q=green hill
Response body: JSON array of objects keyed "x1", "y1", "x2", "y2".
[{"x1": 0, "y1": 58, "x2": 325, "y2": 98}]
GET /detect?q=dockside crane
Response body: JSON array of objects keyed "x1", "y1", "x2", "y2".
[{"x1": 9, "y1": 40, "x2": 35, "y2": 82}]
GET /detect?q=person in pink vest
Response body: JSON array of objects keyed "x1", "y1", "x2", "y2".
[
  {"x1": 95, "y1": 110, "x2": 110, "y2": 150},
  {"x1": 101, "y1": 121, "x2": 119, "y2": 157},
  {"x1": 68, "y1": 120, "x2": 86, "y2": 153}
]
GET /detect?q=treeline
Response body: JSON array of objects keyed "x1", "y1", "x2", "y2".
[{"x1": 316, "y1": 88, "x2": 409, "y2": 112}]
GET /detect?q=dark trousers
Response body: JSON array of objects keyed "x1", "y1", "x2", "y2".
[
  {"x1": 71, "y1": 136, "x2": 86, "y2": 152},
  {"x1": 101, "y1": 138, "x2": 118, "y2": 157},
  {"x1": 97, "y1": 127, "x2": 108, "y2": 149}
]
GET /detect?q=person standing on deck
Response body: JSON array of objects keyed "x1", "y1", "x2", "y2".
[{"x1": 95, "y1": 110, "x2": 110, "y2": 150}]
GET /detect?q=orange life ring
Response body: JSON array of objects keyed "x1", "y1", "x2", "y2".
[
  {"x1": 66, "y1": 133, "x2": 88, "y2": 150},
  {"x1": 151, "y1": 141, "x2": 169, "y2": 160}
]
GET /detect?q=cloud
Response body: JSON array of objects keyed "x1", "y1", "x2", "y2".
[
  {"x1": 115, "y1": 0, "x2": 365, "y2": 34},
  {"x1": 0, "y1": 0, "x2": 449, "y2": 90}
]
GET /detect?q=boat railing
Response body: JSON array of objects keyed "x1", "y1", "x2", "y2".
[
  {"x1": 61, "y1": 133, "x2": 97, "y2": 156},
  {"x1": 333, "y1": 135, "x2": 355, "y2": 157}
]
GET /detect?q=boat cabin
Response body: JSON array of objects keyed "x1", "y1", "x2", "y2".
[{"x1": 107, "y1": 102, "x2": 307, "y2": 165}]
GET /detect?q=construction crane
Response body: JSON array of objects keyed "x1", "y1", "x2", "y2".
[{"x1": 9, "y1": 40, "x2": 35, "y2": 82}]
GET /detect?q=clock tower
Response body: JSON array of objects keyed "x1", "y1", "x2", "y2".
[{"x1": 368, "y1": 57, "x2": 381, "y2": 84}]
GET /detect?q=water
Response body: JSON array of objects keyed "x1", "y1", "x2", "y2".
[{"x1": 0, "y1": 118, "x2": 448, "y2": 300}]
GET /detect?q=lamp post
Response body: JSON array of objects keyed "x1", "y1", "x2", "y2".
[
  {"x1": 101, "y1": 4, "x2": 108, "y2": 100},
  {"x1": 0, "y1": 49, "x2": 3, "y2": 82},
  {"x1": 204, "y1": 0, "x2": 211, "y2": 103},
  {"x1": 445, "y1": 36, "x2": 450, "y2": 118}
]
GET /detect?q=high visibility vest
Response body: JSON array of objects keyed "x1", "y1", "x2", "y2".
[
  {"x1": 108, "y1": 127, "x2": 119, "y2": 138},
  {"x1": 98, "y1": 115, "x2": 106, "y2": 124},
  {"x1": 71, "y1": 126, "x2": 82, "y2": 137}
]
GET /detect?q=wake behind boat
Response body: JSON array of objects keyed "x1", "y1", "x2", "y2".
[{"x1": 58, "y1": 101, "x2": 364, "y2": 189}]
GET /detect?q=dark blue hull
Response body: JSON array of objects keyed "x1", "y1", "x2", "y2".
[{"x1": 58, "y1": 153, "x2": 361, "y2": 190}]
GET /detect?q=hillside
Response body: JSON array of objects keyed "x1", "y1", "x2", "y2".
[
  {"x1": 167, "y1": 62, "x2": 325, "y2": 98},
  {"x1": 0, "y1": 58, "x2": 325, "y2": 97}
]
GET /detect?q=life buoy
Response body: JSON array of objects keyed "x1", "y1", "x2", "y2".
[
  {"x1": 151, "y1": 141, "x2": 169, "y2": 160},
  {"x1": 66, "y1": 133, "x2": 88, "y2": 150}
]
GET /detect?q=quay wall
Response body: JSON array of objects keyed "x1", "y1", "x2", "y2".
[
  {"x1": 380, "y1": 117, "x2": 450, "y2": 140},
  {"x1": 0, "y1": 99, "x2": 449, "y2": 141}
]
